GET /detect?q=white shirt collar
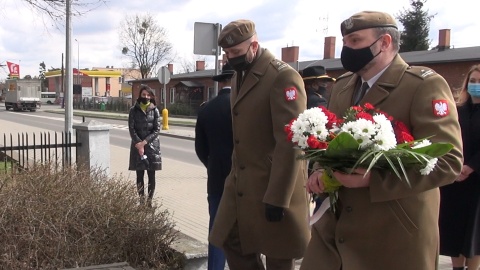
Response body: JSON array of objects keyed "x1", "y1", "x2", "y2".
[{"x1": 362, "y1": 64, "x2": 390, "y2": 89}]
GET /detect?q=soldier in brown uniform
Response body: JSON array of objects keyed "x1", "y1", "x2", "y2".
[
  {"x1": 208, "y1": 19, "x2": 310, "y2": 270},
  {"x1": 301, "y1": 11, "x2": 463, "y2": 270}
]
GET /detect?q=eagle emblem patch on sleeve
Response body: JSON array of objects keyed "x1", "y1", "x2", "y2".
[
  {"x1": 433, "y1": 100, "x2": 449, "y2": 117},
  {"x1": 284, "y1": 87, "x2": 297, "y2": 101}
]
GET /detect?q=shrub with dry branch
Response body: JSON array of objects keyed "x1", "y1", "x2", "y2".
[{"x1": 0, "y1": 164, "x2": 182, "y2": 269}]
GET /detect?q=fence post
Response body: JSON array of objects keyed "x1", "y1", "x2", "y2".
[{"x1": 73, "y1": 120, "x2": 111, "y2": 176}]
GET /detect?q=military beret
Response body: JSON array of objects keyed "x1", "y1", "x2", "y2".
[
  {"x1": 341, "y1": 11, "x2": 397, "y2": 36},
  {"x1": 218, "y1": 19, "x2": 256, "y2": 48}
]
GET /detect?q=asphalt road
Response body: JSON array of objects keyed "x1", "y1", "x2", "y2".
[{"x1": 0, "y1": 103, "x2": 202, "y2": 166}]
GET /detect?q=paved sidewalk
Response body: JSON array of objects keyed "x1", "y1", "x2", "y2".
[{"x1": 0, "y1": 109, "x2": 453, "y2": 269}]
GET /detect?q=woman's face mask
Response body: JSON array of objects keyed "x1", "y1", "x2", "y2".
[{"x1": 467, "y1": 83, "x2": 480, "y2": 98}]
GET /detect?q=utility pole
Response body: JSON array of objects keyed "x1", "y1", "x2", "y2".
[
  {"x1": 75, "y1": 39, "x2": 79, "y2": 85},
  {"x1": 65, "y1": 0, "x2": 73, "y2": 135}
]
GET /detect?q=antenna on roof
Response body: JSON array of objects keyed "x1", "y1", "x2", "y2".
[{"x1": 316, "y1": 13, "x2": 329, "y2": 35}]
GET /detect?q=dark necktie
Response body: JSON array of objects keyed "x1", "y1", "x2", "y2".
[{"x1": 353, "y1": 82, "x2": 369, "y2": 105}]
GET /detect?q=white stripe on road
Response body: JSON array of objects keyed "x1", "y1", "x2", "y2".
[{"x1": 5, "y1": 111, "x2": 129, "y2": 130}]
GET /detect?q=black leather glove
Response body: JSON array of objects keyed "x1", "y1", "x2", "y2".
[{"x1": 265, "y1": 203, "x2": 284, "y2": 222}]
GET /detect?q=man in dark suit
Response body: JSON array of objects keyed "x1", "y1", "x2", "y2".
[
  {"x1": 302, "y1": 65, "x2": 335, "y2": 109},
  {"x1": 302, "y1": 65, "x2": 336, "y2": 214},
  {"x1": 195, "y1": 62, "x2": 234, "y2": 270}
]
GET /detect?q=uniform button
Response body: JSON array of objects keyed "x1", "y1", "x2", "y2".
[
  {"x1": 237, "y1": 192, "x2": 243, "y2": 197},
  {"x1": 346, "y1": 206, "x2": 352, "y2": 212},
  {"x1": 240, "y1": 165, "x2": 245, "y2": 170},
  {"x1": 338, "y1": 238, "x2": 345, "y2": 243}
]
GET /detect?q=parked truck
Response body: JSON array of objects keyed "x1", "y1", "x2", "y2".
[{"x1": 5, "y1": 79, "x2": 41, "y2": 112}]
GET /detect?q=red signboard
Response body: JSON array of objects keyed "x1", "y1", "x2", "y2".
[{"x1": 7, "y1": 61, "x2": 20, "y2": 78}]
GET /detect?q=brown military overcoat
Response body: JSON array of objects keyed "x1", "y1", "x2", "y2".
[
  {"x1": 209, "y1": 48, "x2": 310, "y2": 259},
  {"x1": 300, "y1": 55, "x2": 463, "y2": 270}
]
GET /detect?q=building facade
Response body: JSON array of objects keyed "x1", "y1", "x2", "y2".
[{"x1": 130, "y1": 29, "x2": 480, "y2": 116}]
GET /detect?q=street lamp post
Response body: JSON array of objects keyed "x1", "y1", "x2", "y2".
[{"x1": 74, "y1": 39, "x2": 79, "y2": 85}]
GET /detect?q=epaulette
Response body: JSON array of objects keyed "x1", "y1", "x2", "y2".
[
  {"x1": 335, "y1": 71, "x2": 354, "y2": 81},
  {"x1": 405, "y1": 66, "x2": 437, "y2": 79},
  {"x1": 271, "y1": 59, "x2": 290, "y2": 71},
  {"x1": 199, "y1": 101, "x2": 207, "y2": 107}
]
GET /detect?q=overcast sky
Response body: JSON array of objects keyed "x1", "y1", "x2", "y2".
[{"x1": 0, "y1": 0, "x2": 479, "y2": 80}]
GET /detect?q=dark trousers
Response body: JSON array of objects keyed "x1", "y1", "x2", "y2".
[
  {"x1": 223, "y1": 223, "x2": 295, "y2": 270},
  {"x1": 136, "y1": 170, "x2": 155, "y2": 199},
  {"x1": 313, "y1": 196, "x2": 326, "y2": 213},
  {"x1": 208, "y1": 194, "x2": 226, "y2": 270}
]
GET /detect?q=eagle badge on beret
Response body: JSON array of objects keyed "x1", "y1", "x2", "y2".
[
  {"x1": 285, "y1": 87, "x2": 298, "y2": 101},
  {"x1": 226, "y1": 35, "x2": 234, "y2": 45},
  {"x1": 433, "y1": 100, "x2": 449, "y2": 117},
  {"x1": 344, "y1": 18, "x2": 354, "y2": 30}
]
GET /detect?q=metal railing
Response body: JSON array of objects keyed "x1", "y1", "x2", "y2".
[{"x1": 0, "y1": 131, "x2": 81, "y2": 172}]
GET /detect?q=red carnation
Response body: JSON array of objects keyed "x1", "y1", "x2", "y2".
[
  {"x1": 323, "y1": 110, "x2": 339, "y2": 129},
  {"x1": 285, "y1": 120, "x2": 295, "y2": 142},
  {"x1": 318, "y1": 141, "x2": 328, "y2": 149},
  {"x1": 352, "y1": 105, "x2": 363, "y2": 111},
  {"x1": 364, "y1": 103, "x2": 375, "y2": 110},
  {"x1": 307, "y1": 135, "x2": 321, "y2": 149},
  {"x1": 356, "y1": 111, "x2": 374, "y2": 122},
  {"x1": 393, "y1": 121, "x2": 414, "y2": 143}
]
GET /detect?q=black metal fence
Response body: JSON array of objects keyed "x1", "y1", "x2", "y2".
[{"x1": 0, "y1": 131, "x2": 81, "y2": 172}]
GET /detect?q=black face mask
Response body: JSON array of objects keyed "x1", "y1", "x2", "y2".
[
  {"x1": 138, "y1": 97, "x2": 149, "y2": 104},
  {"x1": 228, "y1": 43, "x2": 253, "y2": 72},
  {"x1": 340, "y1": 36, "x2": 383, "y2": 73}
]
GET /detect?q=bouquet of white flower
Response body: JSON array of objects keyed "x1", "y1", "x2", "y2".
[{"x1": 285, "y1": 103, "x2": 454, "y2": 213}]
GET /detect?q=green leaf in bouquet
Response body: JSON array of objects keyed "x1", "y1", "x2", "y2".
[
  {"x1": 355, "y1": 149, "x2": 413, "y2": 187},
  {"x1": 325, "y1": 132, "x2": 360, "y2": 157},
  {"x1": 396, "y1": 156, "x2": 411, "y2": 187},
  {"x1": 409, "y1": 142, "x2": 454, "y2": 157}
]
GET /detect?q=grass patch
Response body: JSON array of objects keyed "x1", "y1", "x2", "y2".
[{"x1": 0, "y1": 161, "x2": 12, "y2": 172}]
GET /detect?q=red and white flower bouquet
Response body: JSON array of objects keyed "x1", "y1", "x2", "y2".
[{"x1": 285, "y1": 103, "x2": 454, "y2": 213}]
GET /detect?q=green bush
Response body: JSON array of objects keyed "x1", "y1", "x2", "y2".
[
  {"x1": 0, "y1": 164, "x2": 183, "y2": 269},
  {"x1": 166, "y1": 103, "x2": 195, "y2": 116}
]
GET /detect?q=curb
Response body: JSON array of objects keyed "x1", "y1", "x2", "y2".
[
  {"x1": 43, "y1": 110, "x2": 197, "y2": 127},
  {"x1": 171, "y1": 232, "x2": 208, "y2": 270},
  {"x1": 160, "y1": 133, "x2": 195, "y2": 141}
]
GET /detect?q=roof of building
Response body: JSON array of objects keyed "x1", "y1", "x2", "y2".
[
  {"x1": 300, "y1": 46, "x2": 480, "y2": 71},
  {"x1": 45, "y1": 69, "x2": 122, "y2": 78},
  {"x1": 129, "y1": 45, "x2": 480, "y2": 82},
  {"x1": 176, "y1": 80, "x2": 204, "y2": 88}
]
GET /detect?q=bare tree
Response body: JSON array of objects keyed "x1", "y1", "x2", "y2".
[
  {"x1": 21, "y1": 0, "x2": 107, "y2": 23},
  {"x1": 119, "y1": 14, "x2": 174, "y2": 79},
  {"x1": 177, "y1": 55, "x2": 210, "y2": 74}
]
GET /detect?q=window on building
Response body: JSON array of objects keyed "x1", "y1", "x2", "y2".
[
  {"x1": 170, "y1": 88, "x2": 175, "y2": 104},
  {"x1": 160, "y1": 88, "x2": 164, "y2": 104},
  {"x1": 208, "y1": 87, "x2": 214, "y2": 100}
]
